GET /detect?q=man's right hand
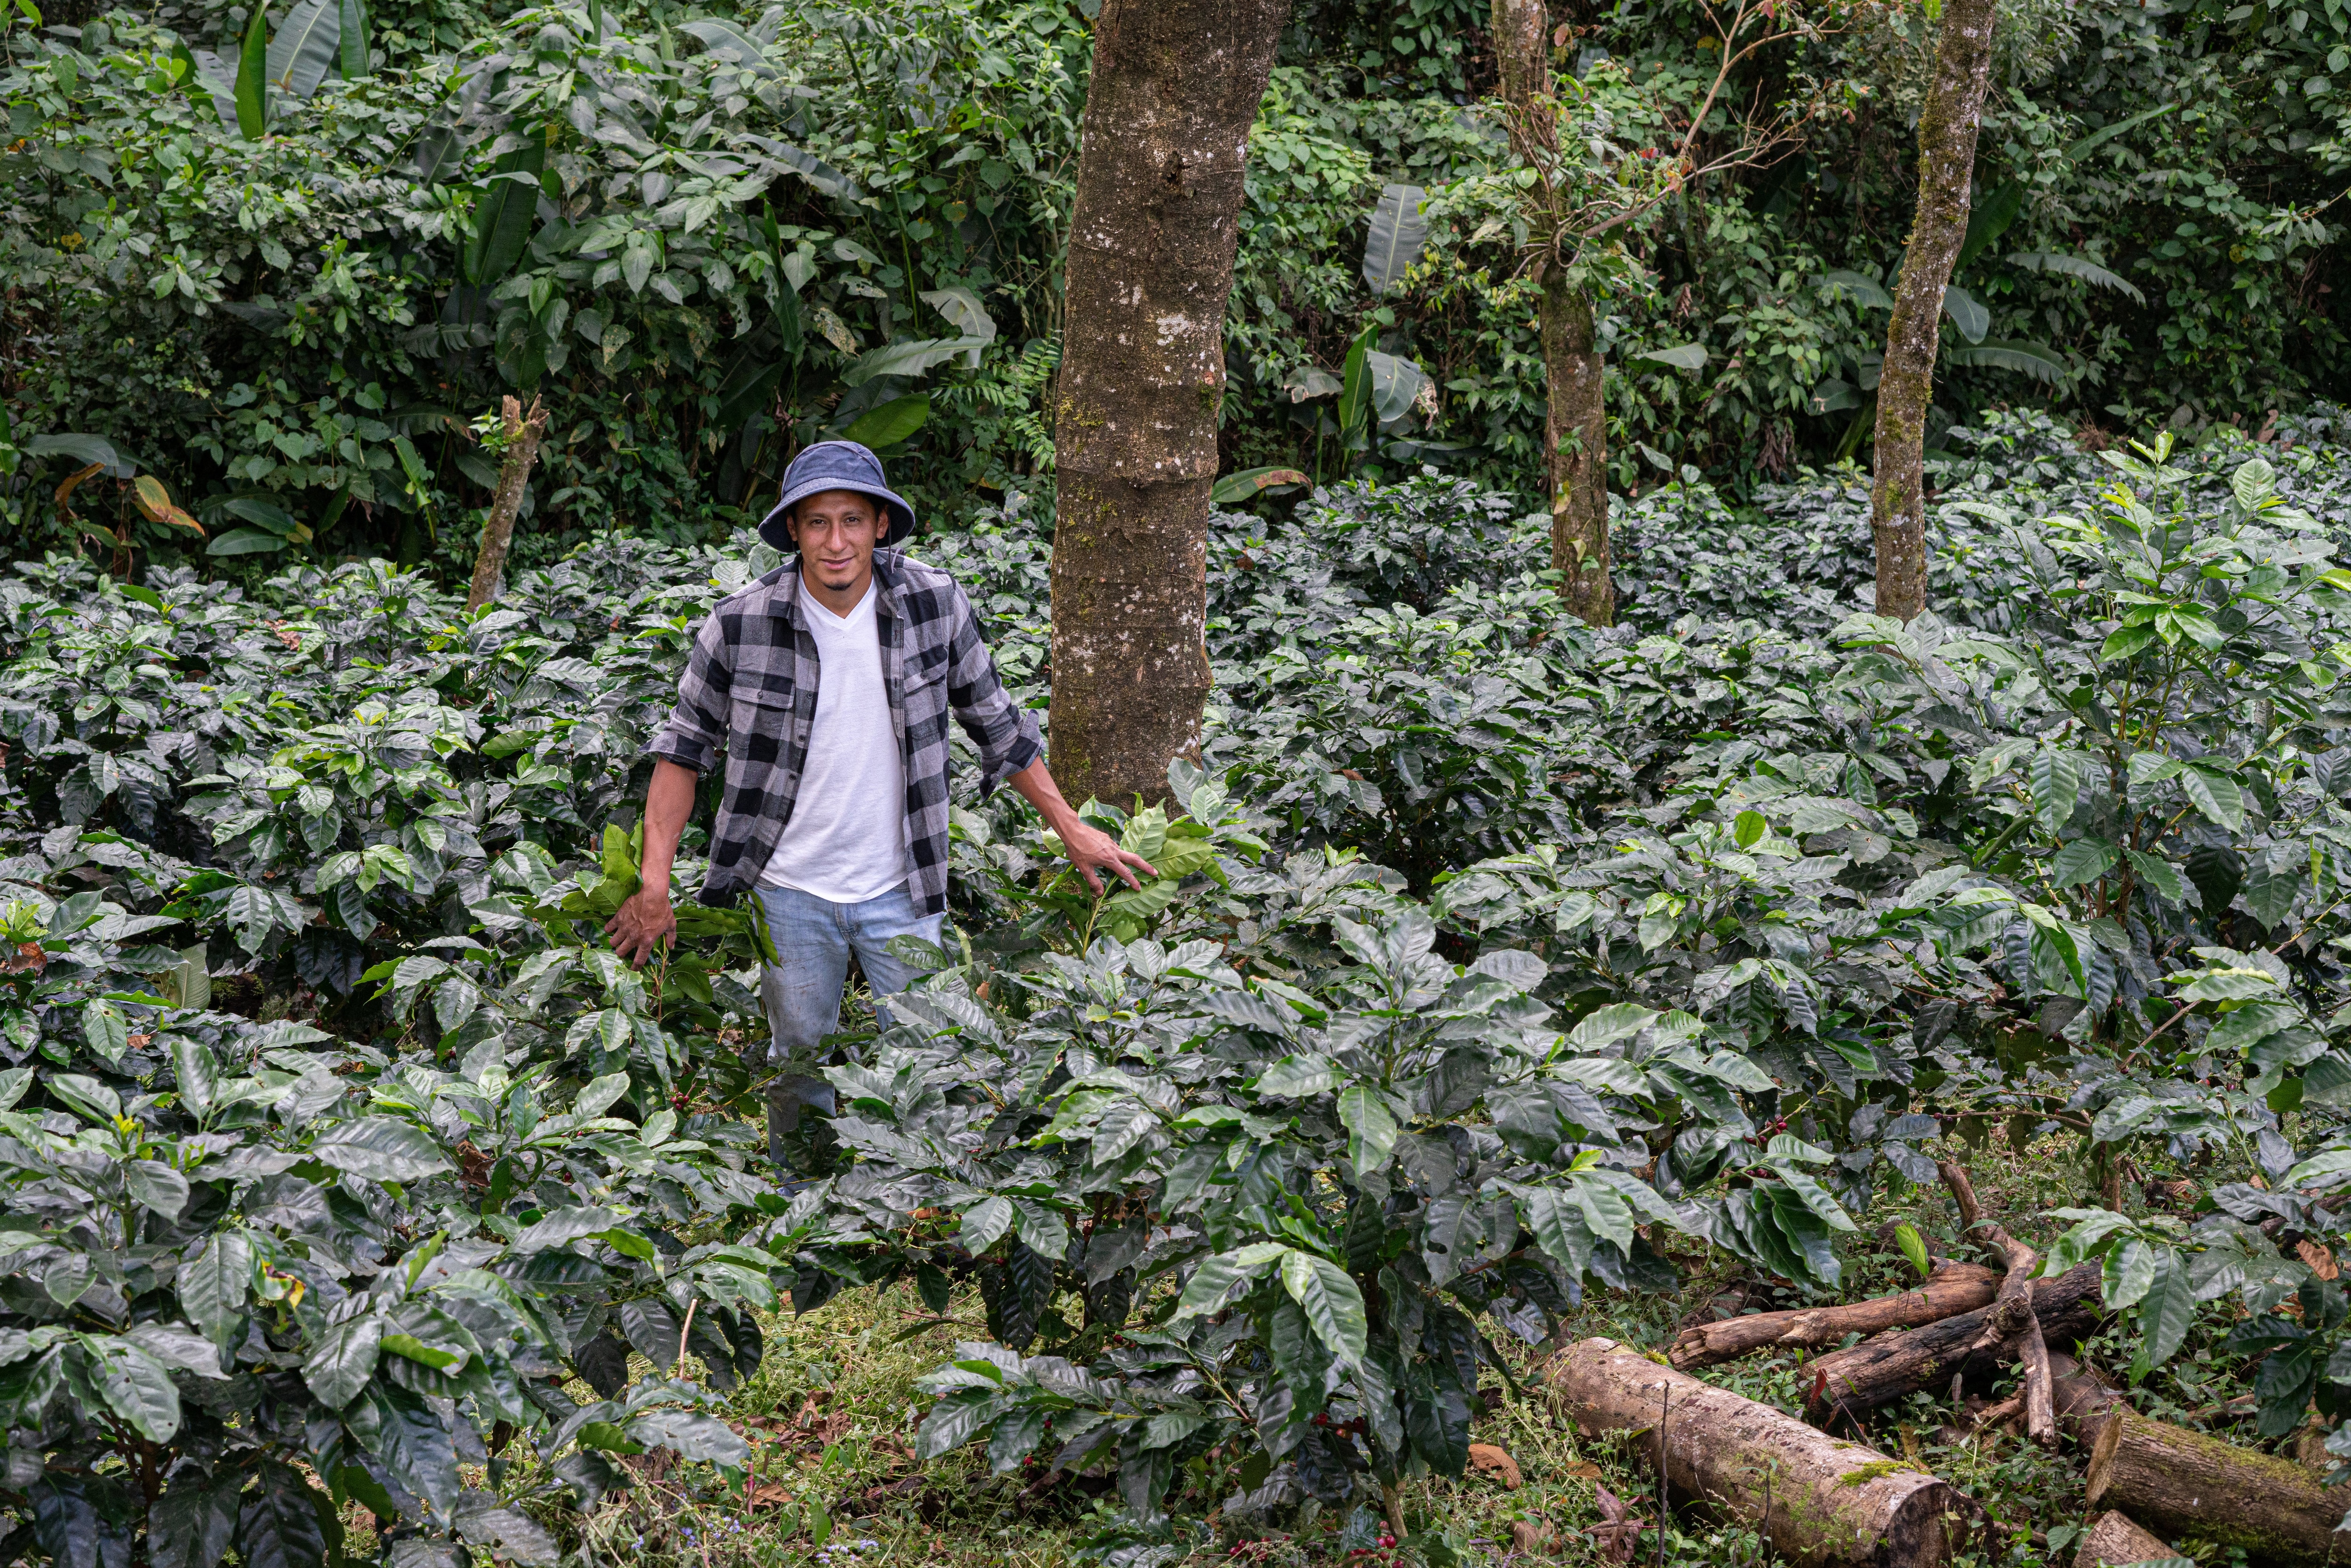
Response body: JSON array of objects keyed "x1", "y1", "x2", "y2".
[{"x1": 605, "y1": 886, "x2": 678, "y2": 969}]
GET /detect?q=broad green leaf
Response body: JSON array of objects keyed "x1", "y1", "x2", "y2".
[
  {"x1": 84, "y1": 1336, "x2": 181, "y2": 1441},
  {"x1": 2104, "y1": 1237, "x2": 2157, "y2": 1309},
  {"x1": 2043, "y1": 1209, "x2": 2133, "y2": 1272},
  {"x1": 2049, "y1": 837, "x2": 2117, "y2": 889},
  {"x1": 1254, "y1": 1053, "x2": 1336, "y2": 1098},
  {"x1": 1636, "y1": 343, "x2": 1707, "y2": 371},
  {"x1": 337, "y1": 0, "x2": 369, "y2": 79},
  {"x1": 233, "y1": 0, "x2": 268, "y2": 137},
  {"x1": 2124, "y1": 850, "x2": 2194, "y2": 906},
  {"x1": 1819, "y1": 270, "x2": 1893, "y2": 309},
  {"x1": 1279, "y1": 1251, "x2": 1368, "y2": 1367},
  {"x1": 264, "y1": 0, "x2": 340, "y2": 99},
  {"x1": 1337, "y1": 1084, "x2": 1399, "y2": 1171},
  {"x1": 1363, "y1": 182, "x2": 1429, "y2": 293},
  {"x1": 2028, "y1": 749, "x2": 2081, "y2": 832},
  {"x1": 2138, "y1": 1248, "x2": 2197, "y2": 1366},
  {"x1": 839, "y1": 394, "x2": 929, "y2": 450},
  {"x1": 2180, "y1": 766, "x2": 2247, "y2": 831},
  {"x1": 179, "y1": 1231, "x2": 252, "y2": 1347},
  {"x1": 1169, "y1": 1244, "x2": 1287, "y2": 1323},
  {"x1": 302, "y1": 1314, "x2": 383, "y2": 1408},
  {"x1": 310, "y1": 1118, "x2": 450, "y2": 1182},
  {"x1": 1894, "y1": 1222, "x2": 1931, "y2": 1279},
  {"x1": 1941, "y1": 284, "x2": 1990, "y2": 344},
  {"x1": 125, "y1": 1159, "x2": 189, "y2": 1219},
  {"x1": 959, "y1": 1196, "x2": 1014, "y2": 1253},
  {"x1": 81, "y1": 1000, "x2": 128, "y2": 1064},
  {"x1": 381, "y1": 1332, "x2": 465, "y2": 1371},
  {"x1": 1567, "y1": 1002, "x2": 1656, "y2": 1051}
]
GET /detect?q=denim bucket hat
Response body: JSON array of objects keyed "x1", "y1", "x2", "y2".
[{"x1": 758, "y1": 440, "x2": 916, "y2": 551}]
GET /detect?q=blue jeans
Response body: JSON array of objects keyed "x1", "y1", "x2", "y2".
[{"x1": 751, "y1": 882, "x2": 942, "y2": 1170}]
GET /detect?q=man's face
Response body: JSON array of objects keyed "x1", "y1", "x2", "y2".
[{"x1": 787, "y1": 489, "x2": 884, "y2": 594}]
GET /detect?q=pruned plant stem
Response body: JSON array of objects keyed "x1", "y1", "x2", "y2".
[{"x1": 465, "y1": 394, "x2": 548, "y2": 614}]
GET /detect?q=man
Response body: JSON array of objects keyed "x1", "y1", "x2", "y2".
[{"x1": 605, "y1": 439, "x2": 1152, "y2": 1167}]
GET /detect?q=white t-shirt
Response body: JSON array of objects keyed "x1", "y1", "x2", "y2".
[{"x1": 757, "y1": 578, "x2": 910, "y2": 904}]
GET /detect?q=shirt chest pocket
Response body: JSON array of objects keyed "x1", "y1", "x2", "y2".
[
  {"x1": 725, "y1": 687, "x2": 800, "y2": 778},
  {"x1": 901, "y1": 648, "x2": 949, "y2": 725}
]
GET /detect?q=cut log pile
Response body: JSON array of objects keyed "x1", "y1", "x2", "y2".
[{"x1": 1531, "y1": 1159, "x2": 2326, "y2": 1568}]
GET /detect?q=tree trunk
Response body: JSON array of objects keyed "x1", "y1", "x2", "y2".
[
  {"x1": 1547, "y1": 1337, "x2": 1984, "y2": 1568},
  {"x1": 1544, "y1": 268, "x2": 1611, "y2": 622},
  {"x1": 1669, "y1": 1263, "x2": 2000, "y2": 1370},
  {"x1": 2074, "y1": 1512, "x2": 2171, "y2": 1568},
  {"x1": 1492, "y1": 0, "x2": 1612, "y2": 625},
  {"x1": 1802, "y1": 1262, "x2": 2102, "y2": 1423},
  {"x1": 2087, "y1": 1407, "x2": 2351, "y2": 1565},
  {"x1": 1868, "y1": 0, "x2": 1998, "y2": 621},
  {"x1": 1047, "y1": 0, "x2": 1288, "y2": 807},
  {"x1": 465, "y1": 394, "x2": 548, "y2": 614}
]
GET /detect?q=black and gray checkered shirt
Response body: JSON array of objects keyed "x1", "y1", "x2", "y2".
[{"x1": 646, "y1": 551, "x2": 1043, "y2": 915}]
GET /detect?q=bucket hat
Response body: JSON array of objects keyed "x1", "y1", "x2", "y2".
[{"x1": 757, "y1": 440, "x2": 916, "y2": 551}]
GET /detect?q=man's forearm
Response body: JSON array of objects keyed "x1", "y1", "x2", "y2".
[
  {"x1": 1007, "y1": 759, "x2": 1083, "y2": 835},
  {"x1": 640, "y1": 759, "x2": 699, "y2": 893}
]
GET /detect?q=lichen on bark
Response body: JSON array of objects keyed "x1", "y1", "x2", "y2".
[
  {"x1": 1045, "y1": 0, "x2": 1290, "y2": 809},
  {"x1": 1869, "y1": 0, "x2": 2000, "y2": 622}
]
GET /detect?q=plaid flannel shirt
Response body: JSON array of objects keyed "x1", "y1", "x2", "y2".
[{"x1": 646, "y1": 550, "x2": 1043, "y2": 915}]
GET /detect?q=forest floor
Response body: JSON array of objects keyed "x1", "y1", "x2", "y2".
[{"x1": 489, "y1": 1128, "x2": 2237, "y2": 1568}]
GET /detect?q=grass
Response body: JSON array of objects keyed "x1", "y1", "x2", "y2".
[{"x1": 501, "y1": 1126, "x2": 2275, "y2": 1568}]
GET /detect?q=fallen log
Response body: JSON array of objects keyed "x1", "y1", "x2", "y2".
[
  {"x1": 2087, "y1": 1406, "x2": 2351, "y2": 1565},
  {"x1": 1547, "y1": 1336, "x2": 1985, "y2": 1568},
  {"x1": 2073, "y1": 1510, "x2": 2172, "y2": 1568},
  {"x1": 1669, "y1": 1263, "x2": 2001, "y2": 1370},
  {"x1": 1802, "y1": 1262, "x2": 2103, "y2": 1423}
]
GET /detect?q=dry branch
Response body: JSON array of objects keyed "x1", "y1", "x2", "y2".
[
  {"x1": 1668, "y1": 1263, "x2": 2000, "y2": 1370},
  {"x1": 2087, "y1": 1406, "x2": 2351, "y2": 1565},
  {"x1": 1937, "y1": 1159, "x2": 2053, "y2": 1443},
  {"x1": 1801, "y1": 1262, "x2": 2103, "y2": 1422},
  {"x1": 1547, "y1": 1337, "x2": 1984, "y2": 1568}
]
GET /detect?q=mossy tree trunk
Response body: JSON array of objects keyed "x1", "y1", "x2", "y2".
[
  {"x1": 1047, "y1": 0, "x2": 1289, "y2": 807},
  {"x1": 1869, "y1": 0, "x2": 1999, "y2": 621},
  {"x1": 1494, "y1": 0, "x2": 1612, "y2": 624}
]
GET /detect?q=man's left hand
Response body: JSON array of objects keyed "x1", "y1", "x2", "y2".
[{"x1": 1060, "y1": 818, "x2": 1155, "y2": 896}]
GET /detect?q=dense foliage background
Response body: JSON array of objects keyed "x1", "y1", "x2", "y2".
[{"x1": 8, "y1": 0, "x2": 2351, "y2": 577}]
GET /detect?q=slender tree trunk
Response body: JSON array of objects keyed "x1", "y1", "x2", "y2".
[
  {"x1": 466, "y1": 394, "x2": 548, "y2": 613},
  {"x1": 1048, "y1": 0, "x2": 1289, "y2": 807},
  {"x1": 1494, "y1": 0, "x2": 1613, "y2": 624},
  {"x1": 1869, "y1": 0, "x2": 1998, "y2": 621}
]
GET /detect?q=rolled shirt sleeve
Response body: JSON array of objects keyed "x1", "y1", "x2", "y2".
[
  {"x1": 942, "y1": 582, "x2": 1043, "y2": 793},
  {"x1": 646, "y1": 611, "x2": 734, "y2": 775}
]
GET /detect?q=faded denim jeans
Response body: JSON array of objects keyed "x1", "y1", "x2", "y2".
[{"x1": 751, "y1": 882, "x2": 942, "y2": 1173}]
